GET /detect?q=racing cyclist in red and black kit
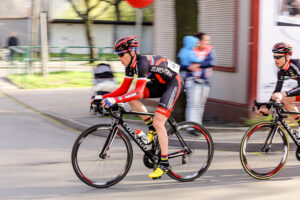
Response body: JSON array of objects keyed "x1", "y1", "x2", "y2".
[
  {"x1": 94, "y1": 36, "x2": 183, "y2": 179},
  {"x1": 258, "y1": 42, "x2": 300, "y2": 135}
]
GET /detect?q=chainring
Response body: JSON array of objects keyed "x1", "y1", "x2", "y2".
[{"x1": 143, "y1": 150, "x2": 156, "y2": 169}]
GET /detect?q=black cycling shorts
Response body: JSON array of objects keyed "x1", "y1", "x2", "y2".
[{"x1": 143, "y1": 74, "x2": 183, "y2": 117}]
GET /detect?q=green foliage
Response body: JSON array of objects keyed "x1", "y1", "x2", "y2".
[
  {"x1": 8, "y1": 71, "x2": 93, "y2": 89},
  {"x1": 54, "y1": 0, "x2": 153, "y2": 22},
  {"x1": 242, "y1": 115, "x2": 273, "y2": 127},
  {"x1": 8, "y1": 71, "x2": 129, "y2": 89},
  {"x1": 242, "y1": 115, "x2": 298, "y2": 128}
]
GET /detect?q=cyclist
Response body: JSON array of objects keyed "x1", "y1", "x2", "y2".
[
  {"x1": 258, "y1": 42, "x2": 300, "y2": 134},
  {"x1": 94, "y1": 36, "x2": 183, "y2": 179}
]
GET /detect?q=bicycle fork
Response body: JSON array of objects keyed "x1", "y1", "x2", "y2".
[
  {"x1": 99, "y1": 122, "x2": 119, "y2": 159},
  {"x1": 262, "y1": 121, "x2": 279, "y2": 152}
]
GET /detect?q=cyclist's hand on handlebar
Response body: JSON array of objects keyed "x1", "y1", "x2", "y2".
[
  {"x1": 271, "y1": 92, "x2": 286, "y2": 103},
  {"x1": 102, "y1": 97, "x2": 116, "y2": 108},
  {"x1": 90, "y1": 95, "x2": 102, "y2": 104}
]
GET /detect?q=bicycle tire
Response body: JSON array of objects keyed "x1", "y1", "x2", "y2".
[
  {"x1": 166, "y1": 121, "x2": 214, "y2": 182},
  {"x1": 240, "y1": 121, "x2": 289, "y2": 180},
  {"x1": 72, "y1": 124, "x2": 133, "y2": 188}
]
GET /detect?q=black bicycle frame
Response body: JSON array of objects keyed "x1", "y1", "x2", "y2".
[
  {"x1": 99, "y1": 106, "x2": 191, "y2": 163},
  {"x1": 266, "y1": 109, "x2": 300, "y2": 148}
]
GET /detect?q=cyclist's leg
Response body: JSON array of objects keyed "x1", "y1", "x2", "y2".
[
  {"x1": 282, "y1": 96, "x2": 300, "y2": 132},
  {"x1": 149, "y1": 75, "x2": 183, "y2": 179},
  {"x1": 128, "y1": 99, "x2": 149, "y2": 120},
  {"x1": 128, "y1": 82, "x2": 163, "y2": 142},
  {"x1": 149, "y1": 112, "x2": 170, "y2": 178},
  {"x1": 128, "y1": 81, "x2": 161, "y2": 120},
  {"x1": 282, "y1": 96, "x2": 297, "y2": 115}
]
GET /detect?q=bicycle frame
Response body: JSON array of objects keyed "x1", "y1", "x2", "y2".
[
  {"x1": 99, "y1": 105, "x2": 191, "y2": 163},
  {"x1": 278, "y1": 112, "x2": 300, "y2": 146},
  {"x1": 265, "y1": 108, "x2": 300, "y2": 150}
]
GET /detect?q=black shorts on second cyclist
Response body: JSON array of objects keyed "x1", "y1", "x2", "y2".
[{"x1": 145, "y1": 75, "x2": 183, "y2": 118}]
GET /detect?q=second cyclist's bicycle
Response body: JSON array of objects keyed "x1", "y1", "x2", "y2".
[
  {"x1": 72, "y1": 104, "x2": 214, "y2": 188},
  {"x1": 240, "y1": 100, "x2": 300, "y2": 180}
]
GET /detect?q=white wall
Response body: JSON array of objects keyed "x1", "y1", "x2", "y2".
[
  {"x1": 257, "y1": 0, "x2": 300, "y2": 102},
  {"x1": 205, "y1": 0, "x2": 250, "y2": 104},
  {"x1": 49, "y1": 23, "x2": 152, "y2": 54}
]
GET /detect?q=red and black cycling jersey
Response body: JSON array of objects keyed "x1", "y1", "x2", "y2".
[
  {"x1": 274, "y1": 59, "x2": 300, "y2": 97},
  {"x1": 126, "y1": 54, "x2": 180, "y2": 83},
  {"x1": 102, "y1": 54, "x2": 183, "y2": 117},
  {"x1": 103, "y1": 54, "x2": 180, "y2": 102}
]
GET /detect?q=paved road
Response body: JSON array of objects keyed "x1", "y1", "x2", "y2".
[{"x1": 2, "y1": 92, "x2": 300, "y2": 200}]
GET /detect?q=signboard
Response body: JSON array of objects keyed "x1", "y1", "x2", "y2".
[{"x1": 257, "y1": 0, "x2": 300, "y2": 101}]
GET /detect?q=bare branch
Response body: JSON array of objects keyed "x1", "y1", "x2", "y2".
[
  {"x1": 102, "y1": 0, "x2": 114, "y2": 5},
  {"x1": 67, "y1": 0, "x2": 85, "y2": 19},
  {"x1": 87, "y1": 0, "x2": 101, "y2": 13},
  {"x1": 91, "y1": 2, "x2": 112, "y2": 20}
]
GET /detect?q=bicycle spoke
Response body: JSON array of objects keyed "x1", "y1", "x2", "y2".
[
  {"x1": 72, "y1": 124, "x2": 133, "y2": 188},
  {"x1": 240, "y1": 122, "x2": 289, "y2": 179},
  {"x1": 167, "y1": 121, "x2": 214, "y2": 181}
]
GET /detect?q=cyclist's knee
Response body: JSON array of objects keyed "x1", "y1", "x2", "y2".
[
  {"x1": 128, "y1": 99, "x2": 140, "y2": 106},
  {"x1": 153, "y1": 114, "x2": 167, "y2": 130},
  {"x1": 282, "y1": 96, "x2": 295, "y2": 105}
]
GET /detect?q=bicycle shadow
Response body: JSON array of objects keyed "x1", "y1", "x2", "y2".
[
  {"x1": 2, "y1": 165, "x2": 300, "y2": 200},
  {"x1": 110, "y1": 164, "x2": 300, "y2": 191}
]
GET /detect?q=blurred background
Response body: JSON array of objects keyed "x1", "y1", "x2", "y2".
[{"x1": 1, "y1": 0, "x2": 300, "y2": 124}]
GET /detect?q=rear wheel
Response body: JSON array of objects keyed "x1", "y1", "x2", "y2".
[
  {"x1": 240, "y1": 121, "x2": 289, "y2": 179},
  {"x1": 72, "y1": 124, "x2": 133, "y2": 188},
  {"x1": 167, "y1": 121, "x2": 214, "y2": 181}
]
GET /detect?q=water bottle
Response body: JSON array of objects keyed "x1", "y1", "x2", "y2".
[{"x1": 136, "y1": 129, "x2": 150, "y2": 144}]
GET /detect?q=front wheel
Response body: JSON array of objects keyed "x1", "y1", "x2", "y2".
[
  {"x1": 167, "y1": 121, "x2": 214, "y2": 181},
  {"x1": 240, "y1": 121, "x2": 289, "y2": 180},
  {"x1": 72, "y1": 124, "x2": 133, "y2": 188}
]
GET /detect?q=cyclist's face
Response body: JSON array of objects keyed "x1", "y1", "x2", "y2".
[
  {"x1": 273, "y1": 53, "x2": 289, "y2": 68},
  {"x1": 118, "y1": 51, "x2": 134, "y2": 66}
]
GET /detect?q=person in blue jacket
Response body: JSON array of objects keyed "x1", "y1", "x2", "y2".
[{"x1": 178, "y1": 33, "x2": 216, "y2": 127}]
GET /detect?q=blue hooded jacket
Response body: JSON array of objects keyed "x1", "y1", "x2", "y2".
[{"x1": 177, "y1": 36, "x2": 202, "y2": 70}]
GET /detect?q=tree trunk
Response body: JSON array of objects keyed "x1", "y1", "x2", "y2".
[
  {"x1": 85, "y1": 17, "x2": 96, "y2": 63},
  {"x1": 174, "y1": 0, "x2": 198, "y2": 122},
  {"x1": 115, "y1": 0, "x2": 121, "y2": 21}
]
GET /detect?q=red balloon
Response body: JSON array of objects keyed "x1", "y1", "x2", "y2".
[{"x1": 126, "y1": 0, "x2": 154, "y2": 8}]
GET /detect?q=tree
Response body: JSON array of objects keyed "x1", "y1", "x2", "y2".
[
  {"x1": 67, "y1": 0, "x2": 112, "y2": 62},
  {"x1": 173, "y1": 0, "x2": 198, "y2": 122},
  {"x1": 104, "y1": 0, "x2": 122, "y2": 21},
  {"x1": 66, "y1": 0, "x2": 153, "y2": 61}
]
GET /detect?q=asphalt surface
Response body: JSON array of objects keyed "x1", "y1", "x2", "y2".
[{"x1": 2, "y1": 91, "x2": 300, "y2": 200}]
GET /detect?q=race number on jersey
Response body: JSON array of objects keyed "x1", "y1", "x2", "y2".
[{"x1": 167, "y1": 60, "x2": 180, "y2": 73}]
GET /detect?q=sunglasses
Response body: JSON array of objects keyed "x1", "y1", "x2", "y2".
[
  {"x1": 117, "y1": 52, "x2": 126, "y2": 57},
  {"x1": 273, "y1": 55, "x2": 285, "y2": 60}
]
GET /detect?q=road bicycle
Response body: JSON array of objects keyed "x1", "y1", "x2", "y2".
[
  {"x1": 240, "y1": 100, "x2": 300, "y2": 180},
  {"x1": 72, "y1": 103, "x2": 214, "y2": 188}
]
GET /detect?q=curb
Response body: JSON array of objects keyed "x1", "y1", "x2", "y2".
[{"x1": 43, "y1": 111, "x2": 90, "y2": 132}]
